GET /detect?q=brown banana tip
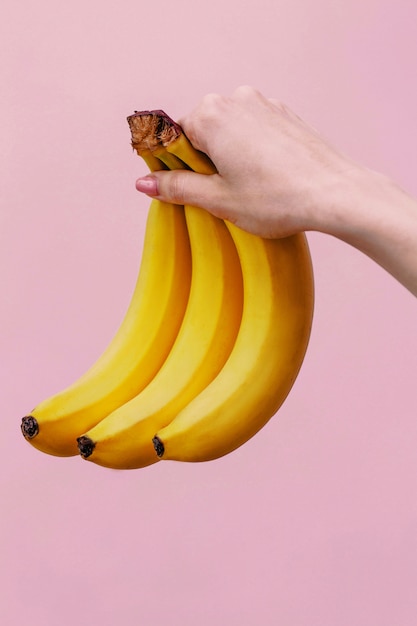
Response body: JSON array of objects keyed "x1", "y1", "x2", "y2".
[
  {"x1": 77, "y1": 436, "x2": 95, "y2": 459},
  {"x1": 152, "y1": 436, "x2": 165, "y2": 458},
  {"x1": 127, "y1": 110, "x2": 182, "y2": 154},
  {"x1": 21, "y1": 415, "x2": 39, "y2": 439}
]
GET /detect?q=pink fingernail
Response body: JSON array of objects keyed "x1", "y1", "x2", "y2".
[{"x1": 135, "y1": 176, "x2": 158, "y2": 196}]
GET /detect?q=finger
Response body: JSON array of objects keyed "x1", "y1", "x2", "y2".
[
  {"x1": 136, "y1": 169, "x2": 225, "y2": 215},
  {"x1": 178, "y1": 92, "x2": 227, "y2": 153},
  {"x1": 232, "y1": 85, "x2": 264, "y2": 103}
]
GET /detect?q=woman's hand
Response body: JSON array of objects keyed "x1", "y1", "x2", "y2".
[
  {"x1": 136, "y1": 86, "x2": 365, "y2": 238},
  {"x1": 135, "y1": 86, "x2": 417, "y2": 296}
]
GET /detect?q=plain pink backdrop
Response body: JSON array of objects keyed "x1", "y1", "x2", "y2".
[{"x1": 1, "y1": 0, "x2": 417, "y2": 624}]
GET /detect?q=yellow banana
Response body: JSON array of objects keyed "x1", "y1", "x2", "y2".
[
  {"x1": 153, "y1": 228, "x2": 313, "y2": 462},
  {"x1": 151, "y1": 118, "x2": 314, "y2": 462},
  {"x1": 20, "y1": 155, "x2": 192, "y2": 457},
  {"x1": 76, "y1": 175, "x2": 243, "y2": 468}
]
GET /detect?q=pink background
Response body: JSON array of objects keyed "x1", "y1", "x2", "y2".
[{"x1": 1, "y1": 0, "x2": 417, "y2": 624}]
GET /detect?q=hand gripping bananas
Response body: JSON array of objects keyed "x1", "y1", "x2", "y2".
[{"x1": 21, "y1": 109, "x2": 314, "y2": 467}]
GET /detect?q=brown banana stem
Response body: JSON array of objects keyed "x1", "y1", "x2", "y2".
[
  {"x1": 127, "y1": 110, "x2": 182, "y2": 156},
  {"x1": 127, "y1": 109, "x2": 216, "y2": 173}
]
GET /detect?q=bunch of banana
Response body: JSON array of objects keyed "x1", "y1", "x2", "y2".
[{"x1": 21, "y1": 110, "x2": 314, "y2": 468}]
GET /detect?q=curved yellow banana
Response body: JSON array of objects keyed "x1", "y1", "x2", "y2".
[
  {"x1": 151, "y1": 121, "x2": 314, "y2": 462},
  {"x1": 153, "y1": 228, "x2": 313, "y2": 462},
  {"x1": 20, "y1": 158, "x2": 192, "y2": 456},
  {"x1": 76, "y1": 201, "x2": 243, "y2": 469}
]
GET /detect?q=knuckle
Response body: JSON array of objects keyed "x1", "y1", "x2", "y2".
[
  {"x1": 201, "y1": 92, "x2": 224, "y2": 110},
  {"x1": 233, "y1": 85, "x2": 259, "y2": 100},
  {"x1": 195, "y1": 93, "x2": 225, "y2": 128},
  {"x1": 181, "y1": 92, "x2": 225, "y2": 150}
]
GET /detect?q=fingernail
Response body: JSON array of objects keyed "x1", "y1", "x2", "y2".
[{"x1": 135, "y1": 175, "x2": 158, "y2": 196}]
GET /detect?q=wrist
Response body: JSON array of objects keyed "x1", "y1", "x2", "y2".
[
  {"x1": 317, "y1": 166, "x2": 417, "y2": 294},
  {"x1": 315, "y1": 165, "x2": 398, "y2": 239}
]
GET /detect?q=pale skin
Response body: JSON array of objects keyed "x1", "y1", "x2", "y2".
[{"x1": 136, "y1": 86, "x2": 417, "y2": 297}]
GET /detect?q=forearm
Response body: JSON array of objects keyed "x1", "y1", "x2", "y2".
[{"x1": 322, "y1": 169, "x2": 417, "y2": 297}]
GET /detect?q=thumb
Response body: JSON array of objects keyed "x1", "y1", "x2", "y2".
[{"x1": 135, "y1": 169, "x2": 222, "y2": 212}]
